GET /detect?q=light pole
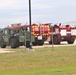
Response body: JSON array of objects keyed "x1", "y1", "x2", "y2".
[
  {"x1": 29, "y1": 0, "x2": 33, "y2": 49},
  {"x1": 51, "y1": 25, "x2": 54, "y2": 51}
]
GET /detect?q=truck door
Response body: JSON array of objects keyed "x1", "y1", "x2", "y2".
[
  {"x1": 2, "y1": 29, "x2": 10, "y2": 42},
  {"x1": 18, "y1": 28, "x2": 25, "y2": 42}
]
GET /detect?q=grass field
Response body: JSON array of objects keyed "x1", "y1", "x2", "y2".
[{"x1": 0, "y1": 46, "x2": 76, "y2": 75}]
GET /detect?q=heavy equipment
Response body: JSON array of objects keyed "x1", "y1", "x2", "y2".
[
  {"x1": 26, "y1": 23, "x2": 51, "y2": 45},
  {"x1": 47, "y1": 24, "x2": 76, "y2": 44},
  {"x1": 0, "y1": 23, "x2": 35, "y2": 48}
]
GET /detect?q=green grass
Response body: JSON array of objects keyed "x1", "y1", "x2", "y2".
[{"x1": 0, "y1": 46, "x2": 76, "y2": 75}]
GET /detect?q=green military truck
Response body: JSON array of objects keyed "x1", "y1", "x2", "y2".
[{"x1": 0, "y1": 24, "x2": 35, "y2": 48}]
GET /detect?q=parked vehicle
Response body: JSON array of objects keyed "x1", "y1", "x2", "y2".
[
  {"x1": 47, "y1": 24, "x2": 76, "y2": 44},
  {"x1": 0, "y1": 23, "x2": 35, "y2": 48},
  {"x1": 26, "y1": 23, "x2": 51, "y2": 45}
]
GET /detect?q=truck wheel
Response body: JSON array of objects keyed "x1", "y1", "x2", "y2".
[
  {"x1": 67, "y1": 39, "x2": 75, "y2": 44},
  {"x1": 49, "y1": 41, "x2": 52, "y2": 44},
  {"x1": 0, "y1": 42, "x2": 6, "y2": 48},
  {"x1": 32, "y1": 42, "x2": 37, "y2": 46},
  {"x1": 10, "y1": 38, "x2": 19, "y2": 48},
  {"x1": 0, "y1": 38, "x2": 6, "y2": 48},
  {"x1": 53, "y1": 36, "x2": 60, "y2": 44},
  {"x1": 37, "y1": 40, "x2": 44, "y2": 46}
]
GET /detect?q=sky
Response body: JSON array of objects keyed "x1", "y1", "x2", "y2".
[{"x1": 0, "y1": 0, "x2": 76, "y2": 28}]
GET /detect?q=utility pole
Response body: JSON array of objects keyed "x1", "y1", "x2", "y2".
[{"x1": 28, "y1": 0, "x2": 34, "y2": 51}]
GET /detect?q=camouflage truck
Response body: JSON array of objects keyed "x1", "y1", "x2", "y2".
[{"x1": 0, "y1": 24, "x2": 35, "y2": 48}]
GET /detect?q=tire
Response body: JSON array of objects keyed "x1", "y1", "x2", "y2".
[
  {"x1": 32, "y1": 42, "x2": 37, "y2": 46},
  {"x1": 0, "y1": 42, "x2": 6, "y2": 48},
  {"x1": 37, "y1": 40, "x2": 44, "y2": 46},
  {"x1": 49, "y1": 41, "x2": 52, "y2": 44},
  {"x1": 10, "y1": 38, "x2": 19, "y2": 48},
  {"x1": 67, "y1": 39, "x2": 75, "y2": 44},
  {"x1": 53, "y1": 36, "x2": 60, "y2": 44},
  {"x1": 0, "y1": 37, "x2": 6, "y2": 48}
]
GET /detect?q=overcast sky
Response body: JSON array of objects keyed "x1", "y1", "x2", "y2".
[{"x1": 0, "y1": 0, "x2": 76, "y2": 28}]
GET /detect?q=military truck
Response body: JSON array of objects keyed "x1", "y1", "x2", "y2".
[{"x1": 0, "y1": 23, "x2": 35, "y2": 48}]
